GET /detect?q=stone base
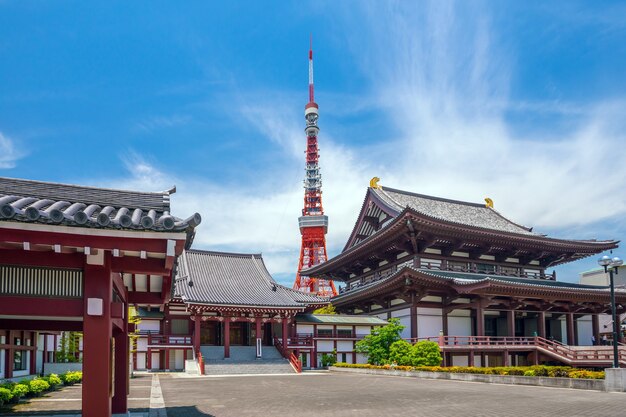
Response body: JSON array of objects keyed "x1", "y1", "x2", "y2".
[{"x1": 604, "y1": 368, "x2": 626, "y2": 392}]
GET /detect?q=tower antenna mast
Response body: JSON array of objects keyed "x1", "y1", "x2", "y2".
[{"x1": 293, "y1": 37, "x2": 337, "y2": 297}]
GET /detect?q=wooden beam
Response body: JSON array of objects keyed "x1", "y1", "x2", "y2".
[
  {"x1": 0, "y1": 296, "x2": 83, "y2": 317},
  {"x1": 111, "y1": 257, "x2": 169, "y2": 275},
  {"x1": 127, "y1": 292, "x2": 165, "y2": 305},
  {"x1": 0, "y1": 319, "x2": 82, "y2": 331},
  {"x1": 0, "y1": 249, "x2": 84, "y2": 269}
]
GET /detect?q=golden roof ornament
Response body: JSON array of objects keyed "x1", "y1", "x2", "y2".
[
  {"x1": 484, "y1": 197, "x2": 494, "y2": 208},
  {"x1": 369, "y1": 177, "x2": 382, "y2": 189}
]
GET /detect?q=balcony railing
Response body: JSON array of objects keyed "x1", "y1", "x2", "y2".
[
  {"x1": 295, "y1": 332, "x2": 365, "y2": 340},
  {"x1": 147, "y1": 334, "x2": 192, "y2": 346}
]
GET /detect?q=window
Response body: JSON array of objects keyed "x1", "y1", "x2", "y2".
[
  {"x1": 448, "y1": 261, "x2": 469, "y2": 272},
  {"x1": 337, "y1": 329, "x2": 352, "y2": 338},
  {"x1": 476, "y1": 263, "x2": 496, "y2": 274},
  {"x1": 501, "y1": 266, "x2": 520, "y2": 276},
  {"x1": 317, "y1": 329, "x2": 333, "y2": 337},
  {"x1": 420, "y1": 258, "x2": 441, "y2": 269},
  {"x1": 13, "y1": 350, "x2": 27, "y2": 371}
]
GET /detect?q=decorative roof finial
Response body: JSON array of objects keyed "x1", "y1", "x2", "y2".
[
  {"x1": 370, "y1": 177, "x2": 382, "y2": 189},
  {"x1": 485, "y1": 197, "x2": 494, "y2": 208}
]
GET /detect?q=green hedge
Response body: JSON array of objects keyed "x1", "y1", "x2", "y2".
[
  {"x1": 333, "y1": 363, "x2": 605, "y2": 379},
  {"x1": 0, "y1": 370, "x2": 83, "y2": 407}
]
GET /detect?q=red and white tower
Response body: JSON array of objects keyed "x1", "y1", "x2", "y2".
[{"x1": 292, "y1": 40, "x2": 337, "y2": 297}]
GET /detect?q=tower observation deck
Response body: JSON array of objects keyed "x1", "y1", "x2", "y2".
[{"x1": 292, "y1": 41, "x2": 337, "y2": 297}]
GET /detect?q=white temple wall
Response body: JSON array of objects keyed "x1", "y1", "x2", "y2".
[
  {"x1": 577, "y1": 315, "x2": 593, "y2": 346},
  {"x1": 416, "y1": 308, "x2": 443, "y2": 338},
  {"x1": 355, "y1": 326, "x2": 371, "y2": 335},
  {"x1": 337, "y1": 341, "x2": 353, "y2": 351},
  {"x1": 317, "y1": 341, "x2": 334, "y2": 352},
  {"x1": 448, "y1": 317, "x2": 472, "y2": 338},
  {"x1": 138, "y1": 319, "x2": 160, "y2": 333},
  {"x1": 136, "y1": 352, "x2": 146, "y2": 370}
]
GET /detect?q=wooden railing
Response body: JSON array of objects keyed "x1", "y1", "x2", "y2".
[
  {"x1": 195, "y1": 349, "x2": 205, "y2": 375},
  {"x1": 409, "y1": 335, "x2": 626, "y2": 367},
  {"x1": 274, "y1": 336, "x2": 302, "y2": 373},
  {"x1": 295, "y1": 332, "x2": 364, "y2": 340},
  {"x1": 148, "y1": 334, "x2": 193, "y2": 346}
]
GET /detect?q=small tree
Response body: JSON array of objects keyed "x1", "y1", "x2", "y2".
[
  {"x1": 411, "y1": 340, "x2": 442, "y2": 366},
  {"x1": 355, "y1": 318, "x2": 404, "y2": 365},
  {"x1": 388, "y1": 340, "x2": 413, "y2": 365},
  {"x1": 313, "y1": 304, "x2": 337, "y2": 315},
  {"x1": 321, "y1": 349, "x2": 337, "y2": 367}
]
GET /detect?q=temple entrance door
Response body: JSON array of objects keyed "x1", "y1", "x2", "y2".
[
  {"x1": 230, "y1": 322, "x2": 245, "y2": 346},
  {"x1": 200, "y1": 322, "x2": 218, "y2": 345},
  {"x1": 263, "y1": 322, "x2": 273, "y2": 345}
]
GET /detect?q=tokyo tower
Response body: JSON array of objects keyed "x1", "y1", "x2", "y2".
[{"x1": 292, "y1": 40, "x2": 337, "y2": 297}]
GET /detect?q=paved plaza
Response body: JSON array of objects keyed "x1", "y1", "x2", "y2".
[{"x1": 3, "y1": 372, "x2": 626, "y2": 417}]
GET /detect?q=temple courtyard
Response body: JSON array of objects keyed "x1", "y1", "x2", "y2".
[{"x1": 3, "y1": 372, "x2": 626, "y2": 417}]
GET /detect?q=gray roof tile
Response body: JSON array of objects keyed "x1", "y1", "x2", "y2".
[
  {"x1": 374, "y1": 186, "x2": 536, "y2": 236},
  {"x1": 0, "y1": 176, "x2": 201, "y2": 233},
  {"x1": 174, "y1": 249, "x2": 328, "y2": 308}
]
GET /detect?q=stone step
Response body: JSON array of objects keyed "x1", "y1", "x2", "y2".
[{"x1": 204, "y1": 361, "x2": 296, "y2": 375}]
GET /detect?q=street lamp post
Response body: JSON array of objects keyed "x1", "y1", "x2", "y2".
[{"x1": 598, "y1": 255, "x2": 624, "y2": 368}]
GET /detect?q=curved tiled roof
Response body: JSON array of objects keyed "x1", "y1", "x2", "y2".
[
  {"x1": 174, "y1": 249, "x2": 328, "y2": 308},
  {"x1": 0, "y1": 176, "x2": 201, "y2": 233},
  {"x1": 373, "y1": 186, "x2": 536, "y2": 236}
]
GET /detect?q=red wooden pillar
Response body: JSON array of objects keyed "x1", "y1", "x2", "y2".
[
  {"x1": 82, "y1": 253, "x2": 113, "y2": 417},
  {"x1": 224, "y1": 319, "x2": 230, "y2": 359},
  {"x1": 30, "y1": 331, "x2": 37, "y2": 374},
  {"x1": 42, "y1": 334, "x2": 48, "y2": 375},
  {"x1": 410, "y1": 293, "x2": 417, "y2": 339},
  {"x1": 6, "y1": 331, "x2": 13, "y2": 379},
  {"x1": 506, "y1": 310, "x2": 515, "y2": 337},
  {"x1": 566, "y1": 313, "x2": 576, "y2": 345},
  {"x1": 146, "y1": 348, "x2": 152, "y2": 370},
  {"x1": 256, "y1": 319, "x2": 262, "y2": 358},
  {"x1": 537, "y1": 311, "x2": 546, "y2": 339},
  {"x1": 193, "y1": 315, "x2": 201, "y2": 354},
  {"x1": 592, "y1": 314, "x2": 600, "y2": 345},
  {"x1": 165, "y1": 348, "x2": 170, "y2": 371},
  {"x1": 475, "y1": 306, "x2": 485, "y2": 337},
  {"x1": 112, "y1": 309, "x2": 129, "y2": 414},
  {"x1": 282, "y1": 318, "x2": 289, "y2": 350}
]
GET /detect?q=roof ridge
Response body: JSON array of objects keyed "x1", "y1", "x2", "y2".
[
  {"x1": 380, "y1": 186, "x2": 485, "y2": 208},
  {"x1": 186, "y1": 248, "x2": 263, "y2": 258},
  {"x1": 0, "y1": 176, "x2": 172, "y2": 196}
]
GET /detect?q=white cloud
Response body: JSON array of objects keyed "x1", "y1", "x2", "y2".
[
  {"x1": 103, "y1": 2, "x2": 626, "y2": 285},
  {"x1": 0, "y1": 132, "x2": 24, "y2": 169}
]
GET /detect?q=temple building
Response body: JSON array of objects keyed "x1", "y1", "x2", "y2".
[
  {"x1": 0, "y1": 176, "x2": 200, "y2": 417},
  {"x1": 303, "y1": 182, "x2": 625, "y2": 367}
]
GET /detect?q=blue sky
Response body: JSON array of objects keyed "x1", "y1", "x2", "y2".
[{"x1": 1, "y1": 1, "x2": 625, "y2": 286}]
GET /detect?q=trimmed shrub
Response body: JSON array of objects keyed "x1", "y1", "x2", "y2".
[
  {"x1": 28, "y1": 379, "x2": 50, "y2": 396},
  {"x1": 47, "y1": 374, "x2": 62, "y2": 388},
  {"x1": 388, "y1": 340, "x2": 413, "y2": 366},
  {"x1": 61, "y1": 371, "x2": 83, "y2": 385},
  {"x1": 0, "y1": 387, "x2": 13, "y2": 406},
  {"x1": 11, "y1": 383, "x2": 29, "y2": 401},
  {"x1": 411, "y1": 341, "x2": 442, "y2": 366},
  {"x1": 332, "y1": 363, "x2": 605, "y2": 379}
]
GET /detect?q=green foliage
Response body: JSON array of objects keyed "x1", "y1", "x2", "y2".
[
  {"x1": 47, "y1": 374, "x2": 62, "y2": 388},
  {"x1": 55, "y1": 332, "x2": 82, "y2": 363},
  {"x1": 411, "y1": 341, "x2": 442, "y2": 366},
  {"x1": 355, "y1": 318, "x2": 405, "y2": 365},
  {"x1": 321, "y1": 349, "x2": 338, "y2": 367},
  {"x1": 388, "y1": 340, "x2": 413, "y2": 365},
  {"x1": 11, "y1": 383, "x2": 29, "y2": 399},
  {"x1": 60, "y1": 371, "x2": 83, "y2": 385},
  {"x1": 332, "y1": 363, "x2": 605, "y2": 379},
  {"x1": 28, "y1": 379, "x2": 50, "y2": 395},
  {"x1": 0, "y1": 387, "x2": 13, "y2": 406},
  {"x1": 313, "y1": 304, "x2": 337, "y2": 315}
]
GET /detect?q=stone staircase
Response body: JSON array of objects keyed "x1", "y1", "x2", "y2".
[{"x1": 201, "y1": 346, "x2": 296, "y2": 375}]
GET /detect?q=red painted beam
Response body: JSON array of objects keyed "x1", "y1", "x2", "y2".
[
  {"x1": 111, "y1": 257, "x2": 169, "y2": 275},
  {"x1": 128, "y1": 292, "x2": 165, "y2": 305},
  {"x1": 0, "y1": 227, "x2": 181, "y2": 253},
  {"x1": 0, "y1": 296, "x2": 83, "y2": 317},
  {"x1": 0, "y1": 249, "x2": 84, "y2": 269},
  {"x1": 112, "y1": 272, "x2": 128, "y2": 303},
  {"x1": 0, "y1": 319, "x2": 82, "y2": 331}
]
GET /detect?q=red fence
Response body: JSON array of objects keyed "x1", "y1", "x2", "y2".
[{"x1": 147, "y1": 334, "x2": 193, "y2": 346}]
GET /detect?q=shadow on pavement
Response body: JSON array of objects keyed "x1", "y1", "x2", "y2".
[{"x1": 165, "y1": 405, "x2": 216, "y2": 417}]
